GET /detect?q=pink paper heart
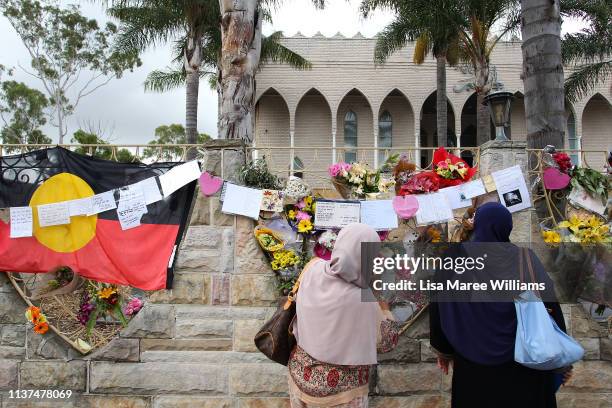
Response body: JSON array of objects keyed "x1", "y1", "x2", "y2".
[
  {"x1": 199, "y1": 172, "x2": 223, "y2": 196},
  {"x1": 392, "y1": 195, "x2": 419, "y2": 219},
  {"x1": 543, "y1": 167, "x2": 570, "y2": 190}
]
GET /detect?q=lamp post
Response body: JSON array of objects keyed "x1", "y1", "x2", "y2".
[{"x1": 483, "y1": 90, "x2": 514, "y2": 141}]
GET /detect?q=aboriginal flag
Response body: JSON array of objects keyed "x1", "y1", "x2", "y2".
[{"x1": 0, "y1": 147, "x2": 195, "y2": 290}]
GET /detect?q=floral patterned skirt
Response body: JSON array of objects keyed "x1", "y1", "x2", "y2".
[{"x1": 289, "y1": 392, "x2": 369, "y2": 408}]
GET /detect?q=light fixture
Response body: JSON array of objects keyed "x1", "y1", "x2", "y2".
[{"x1": 483, "y1": 91, "x2": 514, "y2": 141}]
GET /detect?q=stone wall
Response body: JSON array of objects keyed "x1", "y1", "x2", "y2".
[{"x1": 0, "y1": 141, "x2": 611, "y2": 407}]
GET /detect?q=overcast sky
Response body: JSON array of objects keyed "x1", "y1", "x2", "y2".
[{"x1": 0, "y1": 0, "x2": 586, "y2": 145}]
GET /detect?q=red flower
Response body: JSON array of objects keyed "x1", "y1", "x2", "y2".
[
  {"x1": 552, "y1": 152, "x2": 572, "y2": 173},
  {"x1": 398, "y1": 171, "x2": 440, "y2": 195},
  {"x1": 303, "y1": 366, "x2": 312, "y2": 382},
  {"x1": 432, "y1": 147, "x2": 477, "y2": 187},
  {"x1": 327, "y1": 369, "x2": 340, "y2": 388}
]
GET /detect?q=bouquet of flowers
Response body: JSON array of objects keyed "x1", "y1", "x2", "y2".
[
  {"x1": 329, "y1": 161, "x2": 395, "y2": 198},
  {"x1": 397, "y1": 171, "x2": 440, "y2": 196},
  {"x1": 286, "y1": 195, "x2": 316, "y2": 234},
  {"x1": 314, "y1": 230, "x2": 338, "y2": 260},
  {"x1": 553, "y1": 152, "x2": 572, "y2": 174},
  {"x1": 432, "y1": 147, "x2": 477, "y2": 188},
  {"x1": 77, "y1": 282, "x2": 133, "y2": 338},
  {"x1": 542, "y1": 214, "x2": 611, "y2": 244},
  {"x1": 393, "y1": 155, "x2": 417, "y2": 191},
  {"x1": 25, "y1": 306, "x2": 49, "y2": 335}
]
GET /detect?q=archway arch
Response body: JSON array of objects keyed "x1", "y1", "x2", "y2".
[
  {"x1": 581, "y1": 93, "x2": 612, "y2": 168},
  {"x1": 336, "y1": 88, "x2": 374, "y2": 164},
  {"x1": 420, "y1": 91, "x2": 455, "y2": 166},
  {"x1": 255, "y1": 87, "x2": 290, "y2": 172},
  {"x1": 378, "y1": 89, "x2": 415, "y2": 165}
]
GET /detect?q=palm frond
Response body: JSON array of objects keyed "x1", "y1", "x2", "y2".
[
  {"x1": 413, "y1": 34, "x2": 431, "y2": 64},
  {"x1": 374, "y1": 16, "x2": 419, "y2": 63},
  {"x1": 565, "y1": 60, "x2": 612, "y2": 102},
  {"x1": 144, "y1": 68, "x2": 186, "y2": 93},
  {"x1": 261, "y1": 32, "x2": 312, "y2": 70},
  {"x1": 563, "y1": 29, "x2": 612, "y2": 63}
]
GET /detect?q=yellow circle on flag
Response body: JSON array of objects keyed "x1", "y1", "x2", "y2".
[{"x1": 29, "y1": 173, "x2": 97, "y2": 253}]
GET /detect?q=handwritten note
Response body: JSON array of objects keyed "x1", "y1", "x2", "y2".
[
  {"x1": 89, "y1": 191, "x2": 117, "y2": 215},
  {"x1": 159, "y1": 160, "x2": 201, "y2": 197},
  {"x1": 37, "y1": 202, "x2": 71, "y2": 227},
  {"x1": 10, "y1": 206, "x2": 33, "y2": 238},
  {"x1": 568, "y1": 185, "x2": 606, "y2": 216},
  {"x1": 459, "y1": 179, "x2": 486, "y2": 199},
  {"x1": 68, "y1": 197, "x2": 94, "y2": 217},
  {"x1": 130, "y1": 177, "x2": 163, "y2": 205},
  {"x1": 360, "y1": 200, "x2": 398, "y2": 230},
  {"x1": 314, "y1": 199, "x2": 361, "y2": 229},
  {"x1": 221, "y1": 183, "x2": 264, "y2": 220},
  {"x1": 116, "y1": 195, "x2": 147, "y2": 230},
  {"x1": 415, "y1": 192, "x2": 454, "y2": 225},
  {"x1": 440, "y1": 185, "x2": 472, "y2": 210},
  {"x1": 492, "y1": 165, "x2": 531, "y2": 213}
]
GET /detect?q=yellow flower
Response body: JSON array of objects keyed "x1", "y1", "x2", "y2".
[
  {"x1": 297, "y1": 219, "x2": 313, "y2": 233},
  {"x1": 270, "y1": 260, "x2": 280, "y2": 271},
  {"x1": 558, "y1": 215, "x2": 584, "y2": 234},
  {"x1": 542, "y1": 230, "x2": 561, "y2": 244},
  {"x1": 288, "y1": 209, "x2": 297, "y2": 220},
  {"x1": 98, "y1": 287, "x2": 117, "y2": 299}
]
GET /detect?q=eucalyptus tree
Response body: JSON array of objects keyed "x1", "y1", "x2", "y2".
[
  {"x1": 561, "y1": 0, "x2": 611, "y2": 102},
  {"x1": 362, "y1": 0, "x2": 459, "y2": 147},
  {"x1": 0, "y1": 0, "x2": 141, "y2": 144}
]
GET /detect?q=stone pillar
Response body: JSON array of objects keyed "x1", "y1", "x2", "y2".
[{"x1": 414, "y1": 116, "x2": 421, "y2": 168}]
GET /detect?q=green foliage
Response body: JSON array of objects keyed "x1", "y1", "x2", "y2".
[
  {"x1": 239, "y1": 157, "x2": 283, "y2": 190},
  {"x1": 570, "y1": 167, "x2": 610, "y2": 205},
  {"x1": 143, "y1": 124, "x2": 211, "y2": 161},
  {"x1": 561, "y1": 0, "x2": 612, "y2": 101},
  {"x1": 1, "y1": 0, "x2": 141, "y2": 141},
  {"x1": 0, "y1": 78, "x2": 51, "y2": 151},
  {"x1": 71, "y1": 129, "x2": 136, "y2": 163}
]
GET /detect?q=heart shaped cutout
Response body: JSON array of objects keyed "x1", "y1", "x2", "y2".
[
  {"x1": 543, "y1": 167, "x2": 570, "y2": 190},
  {"x1": 392, "y1": 195, "x2": 419, "y2": 219},
  {"x1": 199, "y1": 172, "x2": 223, "y2": 196}
]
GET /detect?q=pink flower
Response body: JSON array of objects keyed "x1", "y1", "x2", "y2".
[
  {"x1": 328, "y1": 162, "x2": 352, "y2": 178},
  {"x1": 296, "y1": 211, "x2": 311, "y2": 221},
  {"x1": 123, "y1": 297, "x2": 143, "y2": 317},
  {"x1": 296, "y1": 199, "x2": 306, "y2": 209},
  {"x1": 437, "y1": 160, "x2": 449, "y2": 169}
]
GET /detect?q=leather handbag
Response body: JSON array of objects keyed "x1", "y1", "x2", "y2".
[
  {"x1": 514, "y1": 247, "x2": 584, "y2": 370},
  {"x1": 254, "y1": 258, "x2": 318, "y2": 366}
]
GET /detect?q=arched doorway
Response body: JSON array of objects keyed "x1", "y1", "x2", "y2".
[
  {"x1": 295, "y1": 88, "x2": 332, "y2": 186},
  {"x1": 421, "y1": 91, "x2": 455, "y2": 166},
  {"x1": 581, "y1": 93, "x2": 612, "y2": 168},
  {"x1": 510, "y1": 92, "x2": 526, "y2": 141},
  {"x1": 378, "y1": 89, "x2": 415, "y2": 166},
  {"x1": 255, "y1": 87, "x2": 290, "y2": 174},
  {"x1": 336, "y1": 89, "x2": 373, "y2": 164}
]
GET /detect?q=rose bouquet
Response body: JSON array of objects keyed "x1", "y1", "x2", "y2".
[
  {"x1": 329, "y1": 161, "x2": 395, "y2": 198},
  {"x1": 314, "y1": 230, "x2": 338, "y2": 260},
  {"x1": 432, "y1": 147, "x2": 477, "y2": 188},
  {"x1": 553, "y1": 152, "x2": 572, "y2": 174},
  {"x1": 397, "y1": 171, "x2": 440, "y2": 196}
]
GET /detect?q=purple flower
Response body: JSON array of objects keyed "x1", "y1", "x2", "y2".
[{"x1": 295, "y1": 211, "x2": 311, "y2": 221}]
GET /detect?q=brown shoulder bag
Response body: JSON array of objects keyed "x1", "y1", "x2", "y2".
[{"x1": 254, "y1": 258, "x2": 318, "y2": 366}]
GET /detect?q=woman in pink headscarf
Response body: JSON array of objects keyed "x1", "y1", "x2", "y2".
[{"x1": 288, "y1": 223, "x2": 399, "y2": 408}]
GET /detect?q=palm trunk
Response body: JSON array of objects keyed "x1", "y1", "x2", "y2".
[
  {"x1": 475, "y1": 57, "x2": 491, "y2": 145},
  {"x1": 520, "y1": 0, "x2": 565, "y2": 149},
  {"x1": 184, "y1": 31, "x2": 202, "y2": 160},
  {"x1": 218, "y1": 0, "x2": 261, "y2": 142},
  {"x1": 436, "y1": 54, "x2": 447, "y2": 147}
]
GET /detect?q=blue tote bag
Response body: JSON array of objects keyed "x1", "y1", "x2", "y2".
[{"x1": 514, "y1": 248, "x2": 584, "y2": 371}]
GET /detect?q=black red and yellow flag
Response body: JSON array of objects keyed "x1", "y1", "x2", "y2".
[{"x1": 0, "y1": 147, "x2": 195, "y2": 290}]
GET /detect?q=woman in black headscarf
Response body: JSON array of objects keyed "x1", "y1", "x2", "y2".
[{"x1": 429, "y1": 202, "x2": 572, "y2": 408}]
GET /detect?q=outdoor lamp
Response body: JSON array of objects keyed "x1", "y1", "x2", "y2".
[{"x1": 483, "y1": 90, "x2": 514, "y2": 141}]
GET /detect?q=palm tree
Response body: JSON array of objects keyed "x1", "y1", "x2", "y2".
[
  {"x1": 520, "y1": 0, "x2": 565, "y2": 149},
  {"x1": 107, "y1": 0, "x2": 310, "y2": 154},
  {"x1": 561, "y1": 0, "x2": 611, "y2": 102},
  {"x1": 362, "y1": 0, "x2": 460, "y2": 148}
]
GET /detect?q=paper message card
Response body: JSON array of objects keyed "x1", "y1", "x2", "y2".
[
  {"x1": 415, "y1": 192, "x2": 454, "y2": 225},
  {"x1": 568, "y1": 185, "x2": 606, "y2": 216},
  {"x1": 10, "y1": 206, "x2": 33, "y2": 238},
  {"x1": 492, "y1": 165, "x2": 531, "y2": 213},
  {"x1": 89, "y1": 191, "x2": 117, "y2": 215},
  {"x1": 440, "y1": 185, "x2": 472, "y2": 210},
  {"x1": 221, "y1": 183, "x2": 264, "y2": 220},
  {"x1": 37, "y1": 202, "x2": 71, "y2": 227},
  {"x1": 159, "y1": 160, "x2": 201, "y2": 197},
  {"x1": 314, "y1": 199, "x2": 361, "y2": 229},
  {"x1": 260, "y1": 190, "x2": 284, "y2": 212},
  {"x1": 459, "y1": 179, "x2": 486, "y2": 199},
  {"x1": 360, "y1": 200, "x2": 398, "y2": 230},
  {"x1": 68, "y1": 197, "x2": 94, "y2": 217},
  {"x1": 131, "y1": 177, "x2": 163, "y2": 205},
  {"x1": 117, "y1": 195, "x2": 147, "y2": 230}
]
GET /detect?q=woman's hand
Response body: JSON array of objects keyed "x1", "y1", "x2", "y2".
[{"x1": 437, "y1": 356, "x2": 453, "y2": 375}]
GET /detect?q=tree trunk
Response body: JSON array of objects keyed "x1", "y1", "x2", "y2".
[
  {"x1": 436, "y1": 54, "x2": 447, "y2": 147},
  {"x1": 520, "y1": 0, "x2": 565, "y2": 149},
  {"x1": 184, "y1": 31, "x2": 202, "y2": 160},
  {"x1": 56, "y1": 88, "x2": 64, "y2": 144},
  {"x1": 218, "y1": 0, "x2": 261, "y2": 142},
  {"x1": 474, "y1": 57, "x2": 491, "y2": 145}
]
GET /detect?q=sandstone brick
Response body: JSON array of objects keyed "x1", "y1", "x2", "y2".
[
  {"x1": 235, "y1": 217, "x2": 273, "y2": 275},
  {"x1": 0, "y1": 324, "x2": 25, "y2": 347},
  {"x1": 231, "y1": 275, "x2": 277, "y2": 306},
  {"x1": 0, "y1": 360, "x2": 18, "y2": 389},
  {"x1": 562, "y1": 361, "x2": 612, "y2": 393},
  {"x1": 175, "y1": 249, "x2": 223, "y2": 272},
  {"x1": 210, "y1": 197, "x2": 234, "y2": 226},
  {"x1": 182, "y1": 225, "x2": 223, "y2": 250},
  {"x1": 0, "y1": 346, "x2": 24, "y2": 359},
  {"x1": 420, "y1": 339, "x2": 438, "y2": 362},
  {"x1": 557, "y1": 393, "x2": 612, "y2": 408},
  {"x1": 0, "y1": 291, "x2": 25, "y2": 324},
  {"x1": 377, "y1": 364, "x2": 441, "y2": 395},
  {"x1": 176, "y1": 319, "x2": 233, "y2": 339},
  {"x1": 121, "y1": 305, "x2": 174, "y2": 339},
  {"x1": 402, "y1": 310, "x2": 430, "y2": 339},
  {"x1": 140, "y1": 350, "x2": 269, "y2": 364},
  {"x1": 378, "y1": 337, "x2": 420, "y2": 364},
  {"x1": 148, "y1": 273, "x2": 211, "y2": 304},
  {"x1": 25, "y1": 330, "x2": 81, "y2": 360},
  {"x1": 212, "y1": 275, "x2": 230, "y2": 306},
  {"x1": 75, "y1": 394, "x2": 151, "y2": 408},
  {"x1": 577, "y1": 337, "x2": 600, "y2": 360},
  {"x1": 190, "y1": 193, "x2": 211, "y2": 226},
  {"x1": 601, "y1": 338, "x2": 612, "y2": 362},
  {"x1": 370, "y1": 395, "x2": 446, "y2": 408},
  {"x1": 175, "y1": 306, "x2": 273, "y2": 321},
  {"x1": 570, "y1": 305, "x2": 605, "y2": 338},
  {"x1": 230, "y1": 364, "x2": 288, "y2": 396},
  {"x1": 238, "y1": 398, "x2": 290, "y2": 408},
  {"x1": 20, "y1": 361, "x2": 86, "y2": 390},
  {"x1": 234, "y1": 320, "x2": 264, "y2": 352},
  {"x1": 90, "y1": 362, "x2": 228, "y2": 394},
  {"x1": 141, "y1": 338, "x2": 232, "y2": 352},
  {"x1": 87, "y1": 337, "x2": 139, "y2": 362},
  {"x1": 153, "y1": 396, "x2": 232, "y2": 408}
]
